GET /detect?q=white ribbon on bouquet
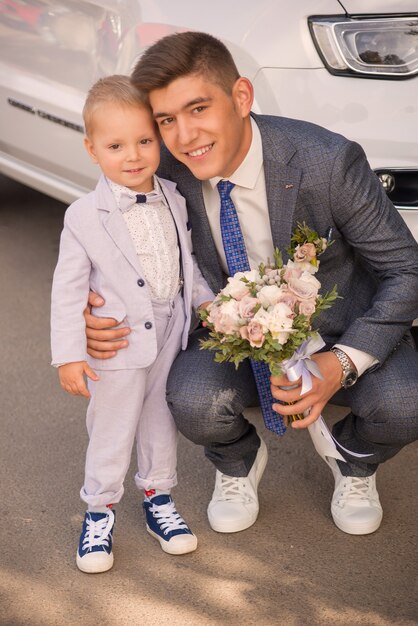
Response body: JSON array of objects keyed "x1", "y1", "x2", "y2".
[{"x1": 281, "y1": 336, "x2": 373, "y2": 461}]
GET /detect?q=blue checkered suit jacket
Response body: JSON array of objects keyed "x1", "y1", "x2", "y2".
[{"x1": 157, "y1": 113, "x2": 418, "y2": 365}]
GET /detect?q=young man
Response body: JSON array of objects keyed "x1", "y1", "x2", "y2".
[{"x1": 84, "y1": 32, "x2": 418, "y2": 537}]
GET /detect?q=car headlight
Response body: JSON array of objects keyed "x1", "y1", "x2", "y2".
[{"x1": 309, "y1": 15, "x2": 418, "y2": 79}]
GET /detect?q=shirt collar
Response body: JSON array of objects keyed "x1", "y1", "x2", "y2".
[
  {"x1": 107, "y1": 175, "x2": 162, "y2": 209},
  {"x1": 207, "y1": 117, "x2": 263, "y2": 190}
]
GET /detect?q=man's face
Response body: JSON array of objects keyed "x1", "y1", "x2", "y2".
[{"x1": 149, "y1": 74, "x2": 253, "y2": 180}]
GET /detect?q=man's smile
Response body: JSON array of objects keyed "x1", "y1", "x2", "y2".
[{"x1": 186, "y1": 144, "x2": 213, "y2": 158}]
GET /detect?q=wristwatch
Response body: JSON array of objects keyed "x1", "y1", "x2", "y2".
[{"x1": 330, "y1": 347, "x2": 358, "y2": 389}]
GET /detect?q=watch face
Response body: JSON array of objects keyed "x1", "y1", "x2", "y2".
[{"x1": 343, "y1": 371, "x2": 358, "y2": 388}]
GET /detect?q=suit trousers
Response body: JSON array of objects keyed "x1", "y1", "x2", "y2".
[
  {"x1": 167, "y1": 328, "x2": 418, "y2": 478},
  {"x1": 80, "y1": 292, "x2": 185, "y2": 509}
]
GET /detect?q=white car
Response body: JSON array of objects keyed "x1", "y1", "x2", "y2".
[{"x1": 0, "y1": 0, "x2": 417, "y2": 240}]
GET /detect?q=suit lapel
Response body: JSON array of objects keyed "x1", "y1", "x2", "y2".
[
  {"x1": 255, "y1": 115, "x2": 302, "y2": 261},
  {"x1": 95, "y1": 176, "x2": 144, "y2": 276},
  {"x1": 264, "y1": 159, "x2": 301, "y2": 261},
  {"x1": 173, "y1": 167, "x2": 224, "y2": 294}
]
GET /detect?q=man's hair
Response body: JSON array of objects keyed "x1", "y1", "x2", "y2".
[
  {"x1": 131, "y1": 31, "x2": 240, "y2": 97},
  {"x1": 83, "y1": 74, "x2": 149, "y2": 137}
]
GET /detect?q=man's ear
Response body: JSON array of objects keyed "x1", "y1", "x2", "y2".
[
  {"x1": 232, "y1": 77, "x2": 254, "y2": 118},
  {"x1": 84, "y1": 136, "x2": 99, "y2": 164}
]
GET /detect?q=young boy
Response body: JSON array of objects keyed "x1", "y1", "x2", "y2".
[{"x1": 50, "y1": 75, "x2": 214, "y2": 573}]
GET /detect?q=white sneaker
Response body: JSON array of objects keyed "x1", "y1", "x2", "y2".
[
  {"x1": 207, "y1": 438, "x2": 268, "y2": 533},
  {"x1": 327, "y1": 457, "x2": 383, "y2": 535}
]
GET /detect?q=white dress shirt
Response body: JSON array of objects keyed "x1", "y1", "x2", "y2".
[
  {"x1": 109, "y1": 177, "x2": 180, "y2": 302},
  {"x1": 202, "y1": 119, "x2": 377, "y2": 376}
]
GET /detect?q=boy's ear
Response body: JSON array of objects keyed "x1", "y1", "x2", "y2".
[
  {"x1": 232, "y1": 77, "x2": 254, "y2": 118},
  {"x1": 84, "y1": 136, "x2": 99, "y2": 164}
]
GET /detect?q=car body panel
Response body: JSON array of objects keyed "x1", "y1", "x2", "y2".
[
  {"x1": 0, "y1": 0, "x2": 417, "y2": 241},
  {"x1": 339, "y1": 0, "x2": 418, "y2": 14}
]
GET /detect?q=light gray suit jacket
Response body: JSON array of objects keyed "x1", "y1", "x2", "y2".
[
  {"x1": 51, "y1": 175, "x2": 214, "y2": 370},
  {"x1": 157, "y1": 113, "x2": 418, "y2": 365}
]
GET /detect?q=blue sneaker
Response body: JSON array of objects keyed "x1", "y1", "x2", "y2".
[
  {"x1": 76, "y1": 509, "x2": 115, "y2": 573},
  {"x1": 143, "y1": 495, "x2": 197, "y2": 555}
]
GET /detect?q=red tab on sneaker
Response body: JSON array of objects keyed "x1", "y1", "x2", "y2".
[{"x1": 144, "y1": 489, "x2": 156, "y2": 498}]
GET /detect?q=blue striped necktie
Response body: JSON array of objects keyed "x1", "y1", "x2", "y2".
[{"x1": 217, "y1": 180, "x2": 285, "y2": 435}]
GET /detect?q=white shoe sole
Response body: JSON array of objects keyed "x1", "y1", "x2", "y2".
[
  {"x1": 146, "y1": 526, "x2": 198, "y2": 555},
  {"x1": 331, "y1": 511, "x2": 383, "y2": 535},
  {"x1": 76, "y1": 551, "x2": 114, "y2": 573},
  {"x1": 208, "y1": 439, "x2": 268, "y2": 533}
]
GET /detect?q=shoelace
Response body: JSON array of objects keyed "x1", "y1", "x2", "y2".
[
  {"x1": 217, "y1": 474, "x2": 249, "y2": 503},
  {"x1": 82, "y1": 509, "x2": 114, "y2": 551},
  {"x1": 149, "y1": 500, "x2": 188, "y2": 536},
  {"x1": 337, "y1": 476, "x2": 376, "y2": 504}
]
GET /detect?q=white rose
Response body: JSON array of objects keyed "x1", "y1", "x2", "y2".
[
  {"x1": 270, "y1": 302, "x2": 294, "y2": 320},
  {"x1": 253, "y1": 307, "x2": 273, "y2": 332},
  {"x1": 257, "y1": 285, "x2": 283, "y2": 308},
  {"x1": 295, "y1": 261, "x2": 318, "y2": 275},
  {"x1": 208, "y1": 299, "x2": 242, "y2": 335},
  {"x1": 236, "y1": 269, "x2": 259, "y2": 283},
  {"x1": 268, "y1": 304, "x2": 294, "y2": 345},
  {"x1": 223, "y1": 276, "x2": 250, "y2": 300}
]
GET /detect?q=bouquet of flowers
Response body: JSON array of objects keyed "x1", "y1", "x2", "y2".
[
  {"x1": 199, "y1": 223, "x2": 338, "y2": 383},
  {"x1": 199, "y1": 223, "x2": 373, "y2": 462}
]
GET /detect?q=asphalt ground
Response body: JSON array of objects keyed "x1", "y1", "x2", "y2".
[{"x1": 0, "y1": 174, "x2": 417, "y2": 626}]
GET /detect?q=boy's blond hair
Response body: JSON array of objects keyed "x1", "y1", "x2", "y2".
[{"x1": 83, "y1": 75, "x2": 150, "y2": 137}]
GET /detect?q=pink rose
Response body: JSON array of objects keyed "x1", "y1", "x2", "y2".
[
  {"x1": 238, "y1": 296, "x2": 260, "y2": 320},
  {"x1": 298, "y1": 298, "x2": 316, "y2": 319},
  {"x1": 275, "y1": 290, "x2": 299, "y2": 311},
  {"x1": 287, "y1": 271, "x2": 321, "y2": 300},
  {"x1": 240, "y1": 320, "x2": 265, "y2": 348},
  {"x1": 294, "y1": 243, "x2": 316, "y2": 263}
]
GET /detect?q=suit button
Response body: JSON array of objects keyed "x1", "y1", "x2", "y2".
[
  {"x1": 137, "y1": 278, "x2": 145, "y2": 287},
  {"x1": 144, "y1": 321, "x2": 152, "y2": 329}
]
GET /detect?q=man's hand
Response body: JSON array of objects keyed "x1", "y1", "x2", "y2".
[
  {"x1": 58, "y1": 361, "x2": 99, "y2": 398},
  {"x1": 84, "y1": 291, "x2": 131, "y2": 359},
  {"x1": 270, "y1": 351, "x2": 343, "y2": 429}
]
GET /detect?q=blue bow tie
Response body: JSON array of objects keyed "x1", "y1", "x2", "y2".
[{"x1": 119, "y1": 190, "x2": 164, "y2": 213}]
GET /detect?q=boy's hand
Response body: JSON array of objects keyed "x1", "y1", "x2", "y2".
[
  {"x1": 84, "y1": 290, "x2": 131, "y2": 359},
  {"x1": 198, "y1": 301, "x2": 213, "y2": 310},
  {"x1": 58, "y1": 361, "x2": 99, "y2": 398},
  {"x1": 198, "y1": 300, "x2": 212, "y2": 328}
]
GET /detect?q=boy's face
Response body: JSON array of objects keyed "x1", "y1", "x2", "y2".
[
  {"x1": 84, "y1": 103, "x2": 160, "y2": 193},
  {"x1": 149, "y1": 74, "x2": 253, "y2": 180}
]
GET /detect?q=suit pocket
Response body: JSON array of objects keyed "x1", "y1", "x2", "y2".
[{"x1": 91, "y1": 302, "x2": 127, "y2": 324}]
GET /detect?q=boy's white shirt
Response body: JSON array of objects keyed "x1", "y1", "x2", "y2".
[
  {"x1": 108, "y1": 176, "x2": 180, "y2": 301},
  {"x1": 50, "y1": 174, "x2": 214, "y2": 370}
]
